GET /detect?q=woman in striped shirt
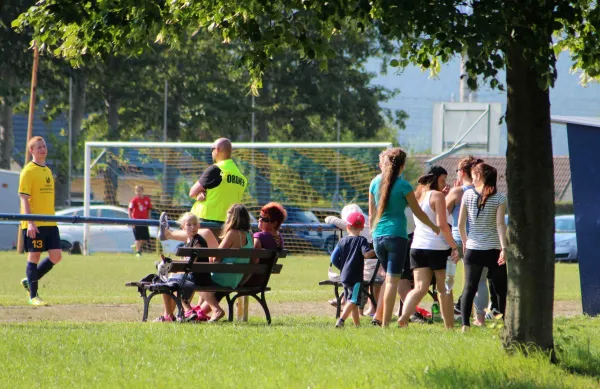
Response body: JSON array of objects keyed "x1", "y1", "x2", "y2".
[{"x1": 458, "y1": 163, "x2": 508, "y2": 332}]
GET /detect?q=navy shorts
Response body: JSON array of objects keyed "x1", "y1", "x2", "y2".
[
  {"x1": 343, "y1": 282, "x2": 363, "y2": 305},
  {"x1": 22, "y1": 226, "x2": 61, "y2": 253},
  {"x1": 373, "y1": 236, "x2": 409, "y2": 277}
]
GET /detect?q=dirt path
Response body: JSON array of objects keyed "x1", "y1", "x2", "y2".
[{"x1": 0, "y1": 300, "x2": 583, "y2": 323}]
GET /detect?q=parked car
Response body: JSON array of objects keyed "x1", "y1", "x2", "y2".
[
  {"x1": 56, "y1": 205, "x2": 183, "y2": 254},
  {"x1": 555, "y1": 214, "x2": 577, "y2": 262},
  {"x1": 249, "y1": 206, "x2": 338, "y2": 254}
]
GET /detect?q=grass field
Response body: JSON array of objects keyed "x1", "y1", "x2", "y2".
[{"x1": 0, "y1": 252, "x2": 598, "y2": 388}]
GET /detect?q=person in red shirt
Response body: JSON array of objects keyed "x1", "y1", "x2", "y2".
[{"x1": 128, "y1": 185, "x2": 152, "y2": 257}]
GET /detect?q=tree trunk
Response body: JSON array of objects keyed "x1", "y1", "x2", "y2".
[
  {"x1": 54, "y1": 72, "x2": 87, "y2": 206},
  {"x1": 503, "y1": 43, "x2": 555, "y2": 358},
  {"x1": 103, "y1": 90, "x2": 120, "y2": 205},
  {"x1": 0, "y1": 97, "x2": 13, "y2": 170}
]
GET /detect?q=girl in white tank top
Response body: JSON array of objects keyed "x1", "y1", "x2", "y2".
[{"x1": 398, "y1": 166, "x2": 459, "y2": 329}]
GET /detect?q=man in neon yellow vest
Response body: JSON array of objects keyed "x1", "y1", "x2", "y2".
[
  {"x1": 158, "y1": 138, "x2": 247, "y2": 241},
  {"x1": 189, "y1": 138, "x2": 247, "y2": 222}
]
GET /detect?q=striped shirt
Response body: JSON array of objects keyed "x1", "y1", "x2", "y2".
[{"x1": 462, "y1": 189, "x2": 507, "y2": 250}]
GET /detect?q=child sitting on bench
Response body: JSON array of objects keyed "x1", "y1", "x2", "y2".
[{"x1": 154, "y1": 212, "x2": 218, "y2": 322}]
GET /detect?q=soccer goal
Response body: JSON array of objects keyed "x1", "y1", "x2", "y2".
[{"x1": 81, "y1": 141, "x2": 391, "y2": 255}]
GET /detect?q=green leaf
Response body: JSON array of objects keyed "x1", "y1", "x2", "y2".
[{"x1": 390, "y1": 59, "x2": 400, "y2": 67}]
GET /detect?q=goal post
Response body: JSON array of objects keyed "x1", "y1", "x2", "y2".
[{"x1": 82, "y1": 141, "x2": 392, "y2": 255}]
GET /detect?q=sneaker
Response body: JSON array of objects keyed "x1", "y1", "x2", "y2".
[
  {"x1": 410, "y1": 311, "x2": 433, "y2": 325},
  {"x1": 136, "y1": 252, "x2": 142, "y2": 258},
  {"x1": 153, "y1": 315, "x2": 175, "y2": 322},
  {"x1": 192, "y1": 306, "x2": 211, "y2": 321},
  {"x1": 416, "y1": 306, "x2": 432, "y2": 319},
  {"x1": 335, "y1": 318, "x2": 345, "y2": 328},
  {"x1": 28, "y1": 297, "x2": 47, "y2": 306},
  {"x1": 21, "y1": 278, "x2": 30, "y2": 294},
  {"x1": 184, "y1": 310, "x2": 198, "y2": 322},
  {"x1": 158, "y1": 212, "x2": 169, "y2": 241},
  {"x1": 485, "y1": 309, "x2": 503, "y2": 320},
  {"x1": 453, "y1": 305, "x2": 461, "y2": 316}
]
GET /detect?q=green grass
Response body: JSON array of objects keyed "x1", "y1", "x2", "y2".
[
  {"x1": 0, "y1": 252, "x2": 598, "y2": 388},
  {"x1": 0, "y1": 252, "x2": 584, "y2": 305},
  {"x1": 0, "y1": 317, "x2": 599, "y2": 388}
]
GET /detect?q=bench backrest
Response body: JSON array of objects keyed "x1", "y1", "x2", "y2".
[{"x1": 172, "y1": 247, "x2": 287, "y2": 289}]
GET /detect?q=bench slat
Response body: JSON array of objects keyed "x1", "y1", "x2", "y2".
[
  {"x1": 170, "y1": 262, "x2": 270, "y2": 274},
  {"x1": 175, "y1": 247, "x2": 288, "y2": 259},
  {"x1": 272, "y1": 264, "x2": 283, "y2": 274}
]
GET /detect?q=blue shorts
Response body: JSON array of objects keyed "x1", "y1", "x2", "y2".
[
  {"x1": 373, "y1": 236, "x2": 409, "y2": 277},
  {"x1": 343, "y1": 282, "x2": 363, "y2": 305},
  {"x1": 22, "y1": 226, "x2": 61, "y2": 253}
]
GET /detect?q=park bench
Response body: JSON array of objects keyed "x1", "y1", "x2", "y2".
[
  {"x1": 319, "y1": 262, "x2": 383, "y2": 319},
  {"x1": 320, "y1": 261, "x2": 439, "y2": 319},
  {"x1": 126, "y1": 247, "x2": 287, "y2": 324}
]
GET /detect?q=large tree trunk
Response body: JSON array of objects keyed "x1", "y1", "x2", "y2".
[
  {"x1": 54, "y1": 72, "x2": 87, "y2": 206},
  {"x1": 503, "y1": 43, "x2": 555, "y2": 358},
  {"x1": 103, "y1": 90, "x2": 120, "y2": 205},
  {"x1": 0, "y1": 97, "x2": 13, "y2": 170}
]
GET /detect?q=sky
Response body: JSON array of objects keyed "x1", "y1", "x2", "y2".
[{"x1": 366, "y1": 53, "x2": 600, "y2": 156}]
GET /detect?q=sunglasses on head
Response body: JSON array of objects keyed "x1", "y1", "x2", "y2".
[{"x1": 259, "y1": 216, "x2": 273, "y2": 223}]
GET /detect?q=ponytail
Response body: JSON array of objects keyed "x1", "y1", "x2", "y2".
[
  {"x1": 473, "y1": 163, "x2": 497, "y2": 217},
  {"x1": 373, "y1": 148, "x2": 407, "y2": 229}
]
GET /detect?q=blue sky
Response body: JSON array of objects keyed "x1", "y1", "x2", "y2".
[{"x1": 367, "y1": 53, "x2": 600, "y2": 155}]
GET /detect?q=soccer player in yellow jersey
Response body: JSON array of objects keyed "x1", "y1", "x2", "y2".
[{"x1": 18, "y1": 136, "x2": 62, "y2": 306}]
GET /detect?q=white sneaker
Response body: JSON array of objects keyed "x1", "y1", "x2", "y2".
[{"x1": 158, "y1": 212, "x2": 169, "y2": 241}]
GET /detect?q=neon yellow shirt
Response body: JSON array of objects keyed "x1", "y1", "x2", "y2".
[{"x1": 191, "y1": 159, "x2": 247, "y2": 222}]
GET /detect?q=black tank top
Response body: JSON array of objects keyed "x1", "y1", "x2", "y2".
[{"x1": 186, "y1": 233, "x2": 210, "y2": 286}]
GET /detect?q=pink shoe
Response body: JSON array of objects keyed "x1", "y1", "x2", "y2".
[
  {"x1": 153, "y1": 315, "x2": 175, "y2": 322},
  {"x1": 193, "y1": 305, "x2": 211, "y2": 321}
]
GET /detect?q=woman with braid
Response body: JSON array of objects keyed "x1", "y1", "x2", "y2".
[
  {"x1": 458, "y1": 163, "x2": 508, "y2": 332},
  {"x1": 369, "y1": 148, "x2": 441, "y2": 327}
]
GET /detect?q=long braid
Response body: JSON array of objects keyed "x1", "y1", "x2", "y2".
[{"x1": 473, "y1": 163, "x2": 497, "y2": 217}]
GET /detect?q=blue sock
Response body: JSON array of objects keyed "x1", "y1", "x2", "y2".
[
  {"x1": 26, "y1": 262, "x2": 39, "y2": 299},
  {"x1": 37, "y1": 257, "x2": 54, "y2": 280}
]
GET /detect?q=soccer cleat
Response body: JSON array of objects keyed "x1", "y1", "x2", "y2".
[
  {"x1": 485, "y1": 309, "x2": 503, "y2": 321},
  {"x1": 136, "y1": 252, "x2": 142, "y2": 258},
  {"x1": 410, "y1": 311, "x2": 433, "y2": 325},
  {"x1": 21, "y1": 278, "x2": 30, "y2": 294},
  {"x1": 28, "y1": 297, "x2": 47, "y2": 306},
  {"x1": 158, "y1": 212, "x2": 169, "y2": 241}
]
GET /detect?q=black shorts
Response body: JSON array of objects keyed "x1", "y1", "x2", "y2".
[
  {"x1": 22, "y1": 226, "x2": 61, "y2": 252},
  {"x1": 400, "y1": 233, "x2": 414, "y2": 280},
  {"x1": 133, "y1": 226, "x2": 150, "y2": 240},
  {"x1": 410, "y1": 248, "x2": 451, "y2": 271},
  {"x1": 343, "y1": 282, "x2": 363, "y2": 305}
]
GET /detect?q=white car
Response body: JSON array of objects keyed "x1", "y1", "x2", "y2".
[
  {"x1": 56, "y1": 205, "x2": 182, "y2": 254},
  {"x1": 555, "y1": 214, "x2": 577, "y2": 262}
]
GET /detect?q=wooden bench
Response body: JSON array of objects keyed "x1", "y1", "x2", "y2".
[
  {"x1": 126, "y1": 248, "x2": 287, "y2": 324},
  {"x1": 319, "y1": 261, "x2": 383, "y2": 319},
  {"x1": 320, "y1": 261, "x2": 439, "y2": 319}
]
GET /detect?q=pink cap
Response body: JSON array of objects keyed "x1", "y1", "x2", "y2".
[{"x1": 346, "y1": 212, "x2": 365, "y2": 228}]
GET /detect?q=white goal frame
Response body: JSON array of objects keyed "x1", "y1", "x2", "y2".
[{"x1": 83, "y1": 141, "x2": 392, "y2": 255}]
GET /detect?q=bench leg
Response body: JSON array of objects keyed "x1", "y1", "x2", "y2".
[
  {"x1": 250, "y1": 292, "x2": 271, "y2": 325},
  {"x1": 166, "y1": 292, "x2": 184, "y2": 321},
  {"x1": 334, "y1": 285, "x2": 341, "y2": 319},
  {"x1": 141, "y1": 290, "x2": 151, "y2": 322},
  {"x1": 226, "y1": 294, "x2": 234, "y2": 322}
]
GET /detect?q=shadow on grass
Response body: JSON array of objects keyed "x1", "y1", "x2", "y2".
[
  {"x1": 557, "y1": 336, "x2": 600, "y2": 379},
  {"x1": 420, "y1": 366, "x2": 571, "y2": 389}
]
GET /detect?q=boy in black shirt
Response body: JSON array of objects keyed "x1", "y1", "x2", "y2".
[{"x1": 331, "y1": 212, "x2": 375, "y2": 327}]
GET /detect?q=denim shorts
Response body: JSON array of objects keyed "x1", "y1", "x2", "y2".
[{"x1": 373, "y1": 236, "x2": 409, "y2": 277}]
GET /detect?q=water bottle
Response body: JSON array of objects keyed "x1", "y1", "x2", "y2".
[
  {"x1": 431, "y1": 301, "x2": 440, "y2": 321},
  {"x1": 445, "y1": 258, "x2": 456, "y2": 294}
]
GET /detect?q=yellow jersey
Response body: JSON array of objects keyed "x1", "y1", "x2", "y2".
[{"x1": 18, "y1": 161, "x2": 56, "y2": 228}]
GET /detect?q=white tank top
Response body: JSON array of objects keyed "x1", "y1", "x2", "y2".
[{"x1": 411, "y1": 191, "x2": 451, "y2": 250}]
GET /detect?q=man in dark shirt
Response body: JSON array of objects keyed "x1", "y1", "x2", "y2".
[{"x1": 331, "y1": 212, "x2": 375, "y2": 327}]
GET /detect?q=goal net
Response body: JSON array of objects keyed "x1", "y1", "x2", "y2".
[{"x1": 80, "y1": 142, "x2": 391, "y2": 254}]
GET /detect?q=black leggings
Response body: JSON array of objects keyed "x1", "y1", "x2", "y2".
[{"x1": 461, "y1": 249, "x2": 507, "y2": 326}]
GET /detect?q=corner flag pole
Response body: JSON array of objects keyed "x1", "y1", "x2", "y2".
[{"x1": 17, "y1": 43, "x2": 40, "y2": 254}]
